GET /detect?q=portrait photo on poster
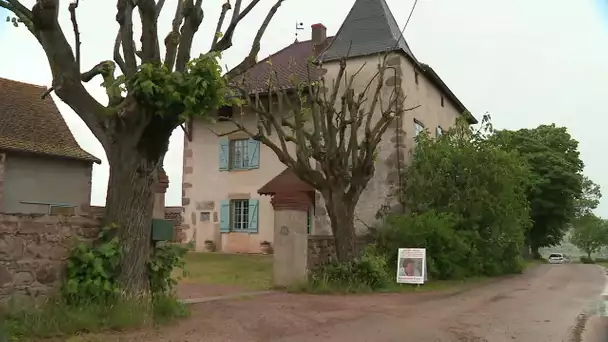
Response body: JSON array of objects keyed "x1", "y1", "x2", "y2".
[{"x1": 398, "y1": 257, "x2": 423, "y2": 277}]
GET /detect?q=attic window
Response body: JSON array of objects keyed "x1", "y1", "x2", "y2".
[
  {"x1": 218, "y1": 106, "x2": 233, "y2": 121},
  {"x1": 441, "y1": 96, "x2": 445, "y2": 107},
  {"x1": 415, "y1": 71, "x2": 419, "y2": 85}
]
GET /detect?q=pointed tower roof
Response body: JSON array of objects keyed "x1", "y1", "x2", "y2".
[{"x1": 319, "y1": 0, "x2": 416, "y2": 62}]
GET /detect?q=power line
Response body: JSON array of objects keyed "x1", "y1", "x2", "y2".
[{"x1": 396, "y1": 0, "x2": 419, "y2": 44}]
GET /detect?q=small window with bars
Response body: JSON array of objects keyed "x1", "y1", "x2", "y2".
[
  {"x1": 230, "y1": 139, "x2": 249, "y2": 169},
  {"x1": 436, "y1": 126, "x2": 444, "y2": 137},
  {"x1": 414, "y1": 119, "x2": 425, "y2": 137},
  {"x1": 231, "y1": 199, "x2": 249, "y2": 231}
]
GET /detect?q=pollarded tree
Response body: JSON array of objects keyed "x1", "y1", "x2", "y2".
[
  {"x1": 1, "y1": 0, "x2": 285, "y2": 293},
  {"x1": 228, "y1": 57, "x2": 417, "y2": 261}
]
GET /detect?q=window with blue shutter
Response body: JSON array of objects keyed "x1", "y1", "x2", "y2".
[
  {"x1": 247, "y1": 139, "x2": 260, "y2": 169},
  {"x1": 219, "y1": 138, "x2": 229, "y2": 171},
  {"x1": 248, "y1": 199, "x2": 259, "y2": 233},
  {"x1": 219, "y1": 200, "x2": 230, "y2": 233}
]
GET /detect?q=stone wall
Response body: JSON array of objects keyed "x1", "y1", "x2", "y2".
[
  {"x1": 307, "y1": 235, "x2": 369, "y2": 270},
  {"x1": 0, "y1": 152, "x2": 5, "y2": 213},
  {"x1": 0, "y1": 213, "x2": 100, "y2": 305},
  {"x1": 89, "y1": 205, "x2": 185, "y2": 242}
]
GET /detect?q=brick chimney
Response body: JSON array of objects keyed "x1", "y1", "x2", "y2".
[{"x1": 311, "y1": 23, "x2": 327, "y2": 56}]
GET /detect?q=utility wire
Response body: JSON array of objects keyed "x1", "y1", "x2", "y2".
[{"x1": 396, "y1": 0, "x2": 419, "y2": 45}]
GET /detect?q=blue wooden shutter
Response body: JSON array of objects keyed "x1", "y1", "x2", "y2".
[
  {"x1": 247, "y1": 139, "x2": 260, "y2": 169},
  {"x1": 248, "y1": 199, "x2": 259, "y2": 233},
  {"x1": 219, "y1": 137, "x2": 229, "y2": 171},
  {"x1": 219, "y1": 200, "x2": 230, "y2": 233}
]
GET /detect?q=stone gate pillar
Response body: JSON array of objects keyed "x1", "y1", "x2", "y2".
[
  {"x1": 154, "y1": 168, "x2": 169, "y2": 219},
  {"x1": 271, "y1": 191, "x2": 309, "y2": 287}
]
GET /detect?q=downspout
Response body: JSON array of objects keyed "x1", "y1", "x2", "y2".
[{"x1": 385, "y1": 65, "x2": 405, "y2": 213}]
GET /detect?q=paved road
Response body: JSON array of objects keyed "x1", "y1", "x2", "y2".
[{"x1": 116, "y1": 264, "x2": 606, "y2": 342}]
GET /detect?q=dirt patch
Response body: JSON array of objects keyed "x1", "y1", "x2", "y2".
[{"x1": 177, "y1": 283, "x2": 248, "y2": 299}]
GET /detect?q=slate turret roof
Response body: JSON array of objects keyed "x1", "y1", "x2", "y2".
[
  {"x1": 318, "y1": 0, "x2": 416, "y2": 62},
  {"x1": 318, "y1": 0, "x2": 476, "y2": 123}
]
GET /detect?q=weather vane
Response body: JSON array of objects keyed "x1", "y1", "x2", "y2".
[{"x1": 295, "y1": 21, "x2": 304, "y2": 41}]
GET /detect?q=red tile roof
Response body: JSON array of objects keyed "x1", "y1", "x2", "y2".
[
  {"x1": 0, "y1": 77, "x2": 100, "y2": 163},
  {"x1": 233, "y1": 37, "x2": 333, "y2": 93},
  {"x1": 258, "y1": 168, "x2": 315, "y2": 195}
]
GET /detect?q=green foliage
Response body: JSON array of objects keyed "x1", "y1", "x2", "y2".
[
  {"x1": 570, "y1": 214, "x2": 608, "y2": 258},
  {"x1": 65, "y1": 225, "x2": 188, "y2": 304},
  {"x1": 580, "y1": 256, "x2": 596, "y2": 264},
  {"x1": 2, "y1": 294, "x2": 188, "y2": 340},
  {"x1": 373, "y1": 211, "x2": 471, "y2": 280},
  {"x1": 489, "y1": 124, "x2": 585, "y2": 254},
  {"x1": 126, "y1": 53, "x2": 228, "y2": 120},
  {"x1": 387, "y1": 117, "x2": 529, "y2": 278},
  {"x1": 575, "y1": 177, "x2": 602, "y2": 218},
  {"x1": 64, "y1": 225, "x2": 121, "y2": 303},
  {"x1": 304, "y1": 248, "x2": 391, "y2": 293},
  {"x1": 149, "y1": 243, "x2": 188, "y2": 294}
]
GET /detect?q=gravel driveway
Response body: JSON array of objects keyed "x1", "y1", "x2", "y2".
[{"x1": 108, "y1": 264, "x2": 606, "y2": 342}]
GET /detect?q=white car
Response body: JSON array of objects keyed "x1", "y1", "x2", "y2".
[{"x1": 548, "y1": 253, "x2": 566, "y2": 264}]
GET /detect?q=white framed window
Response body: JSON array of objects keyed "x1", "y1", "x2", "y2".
[
  {"x1": 231, "y1": 199, "x2": 250, "y2": 231},
  {"x1": 229, "y1": 139, "x2": 249, "y2": 170},
  {"x1": 414, "y1": 119, "x2": 425, "y2": 137}
]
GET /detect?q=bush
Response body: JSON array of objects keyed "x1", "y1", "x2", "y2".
[
  {"x1": 63, "y1": 225, "x2": 122, "y2": 304},
  {"x1": 372, "y1": 211, "x2": 470, "y2": 280},
  {"x1": 580, "y1": 256, "x2": 596, "y2": 264},
  {"x1": 372, "y1": 210, "x2": 524, "y2": 280},
  {"x1": 303, "y1": 248, "x2": 391, "y2": 293}
]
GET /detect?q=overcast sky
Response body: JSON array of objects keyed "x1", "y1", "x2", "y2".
[{"x1": 1, "y1": 0, "x2": 607, "y2": 216}]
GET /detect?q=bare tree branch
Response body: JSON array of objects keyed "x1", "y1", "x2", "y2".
[
  {"x1": 175, "y1": 0, "x2": 204, "y2": 72},
  {"x1": 155, "y1": 0, "x2": 166, "y2": 19},
  {"x1": 113, "y1": 31, "x2": 128, "y2": 74},
  {"x1": 68, "y1": 0, "x2": 81, "y2": 70},
  {"x1": 163, "y1": 0, "x2": 184, "y2": 71},
  {"x1": 225, "y1": 0, "x2": 284, "y2": 79},
  {"x1": 5, "y1": 0, "x2": 32, "y2": 20},
  {"x1": 211, "y1": 1, "x2": 231, "y2": 49},
  {"x1": 209, "y1": 0, "x2": 259, "y2": 53},
  {"x1": 116, "y1": 0, "x2": 137, "y2": 78},
  {"x1": 138, "y1": 0, "x2": 161, "y2": 64}
]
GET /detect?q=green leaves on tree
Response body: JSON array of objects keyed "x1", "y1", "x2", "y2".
[
  {"x1": 125, "y1": 53, "x2": 228, "y2": 121},
  {"x1": 570, "y1": 214, "x2": 608, "y2": 259},
  {"x1": 488, "y1": 124, "x2": 586, "y2": 257}
]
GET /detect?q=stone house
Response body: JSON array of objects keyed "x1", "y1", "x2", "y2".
[
  {"x1": 0, "y1": 77, "x2": 100, "y2": 215},
  {"x1": 181, "y1": 0, "x2": 476, "y2": 253}
]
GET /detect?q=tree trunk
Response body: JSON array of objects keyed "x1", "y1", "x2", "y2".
[
  {"x1": 587, "y1": 251, "x2": 592, "y2": 260},
  {"x1": 104, "y1": 147, "x2": 158, "y2": 295},
  {"x1": 530, "y1": 243, "x2": 541, "y2": 260},
  {"x1": 325, "y1": 196, "x2": 357, "y2": 262}
]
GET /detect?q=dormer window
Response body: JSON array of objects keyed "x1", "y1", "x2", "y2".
[{"x1": 218, "y1": 106, "x2": 233, "y2": 121}]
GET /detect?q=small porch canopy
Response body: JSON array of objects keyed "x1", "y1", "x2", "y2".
[{"x1": 258, "y1": 168, "x2": 315, "y2": 196}]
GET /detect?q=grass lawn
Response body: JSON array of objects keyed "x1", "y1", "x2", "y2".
[{"x1": 179, "y1": 252, "x2": 273, "y2": 290}]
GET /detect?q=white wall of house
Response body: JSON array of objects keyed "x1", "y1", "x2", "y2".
[
  {"x1": 182, "y1": 112, "x2": 298, "y2": 253},
  {"x1": 182, "y1": 52, "x2": 465, "y2": 253}
]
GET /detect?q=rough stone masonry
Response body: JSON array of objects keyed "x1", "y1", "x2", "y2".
[{"x1": 0, "y1": 213, "x2": 100, "y2": 306}]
